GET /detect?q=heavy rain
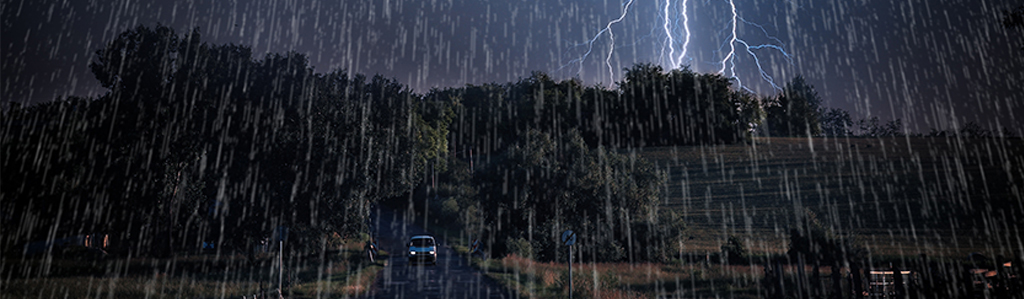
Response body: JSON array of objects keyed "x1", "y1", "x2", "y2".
[{"x1": 2, "y1": 0, "x2": 1022, "y2": 298}]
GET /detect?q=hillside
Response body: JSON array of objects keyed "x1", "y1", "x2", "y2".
[{"x1": 637, "y1": 136, "x2": 1024, "y2": 257}]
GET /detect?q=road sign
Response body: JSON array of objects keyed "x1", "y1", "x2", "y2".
[{"x1": 561, "y1": 230, "x2": 576, "y2": 246}]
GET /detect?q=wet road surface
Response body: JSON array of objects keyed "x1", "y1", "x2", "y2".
[{"x1": 364, "y1": 207, "x2": 513, "y2": 299}]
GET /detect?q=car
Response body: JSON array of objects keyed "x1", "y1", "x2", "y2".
[{"x1": 407, "y1": 235, "x2": 437, "y2": 265}]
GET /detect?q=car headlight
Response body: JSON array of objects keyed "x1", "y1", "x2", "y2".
[
  {"x1": 410, "y1": 251, "x2": 415, "y2": 255},
  {"x1": 429, "y1": 251, "x2": 435, "y2": 255}
]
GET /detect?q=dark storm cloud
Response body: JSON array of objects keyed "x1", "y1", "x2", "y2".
[{"x1": 2, "y1": 0, "x2": 1021, "y2": 133}]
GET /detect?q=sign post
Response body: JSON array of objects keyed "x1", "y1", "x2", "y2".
[
  {"x1": 276, "y1": 226, "x2": 288, "y2": 293},
  {"x1": 561, "y1": 230, "x2": 577, "y2": 299}
]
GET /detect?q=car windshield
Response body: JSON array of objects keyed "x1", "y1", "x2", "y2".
[{"x1": 411, "y1": 239, "x2": 434, "y2": 247}]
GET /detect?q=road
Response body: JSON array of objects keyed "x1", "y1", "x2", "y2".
[{"x1": 363, "y1": 207, "x2": 513, "y2": 299}]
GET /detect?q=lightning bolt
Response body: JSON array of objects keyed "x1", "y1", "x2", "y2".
[
  {"x1": 718, "y1": 0, "x2": 792, "y2": 92},
  {"x1": 559, "y1": 0, "x2": 635, "y2": 86},
  {"x1": 603, "y1": 0, "x2": 637, "y2": 85},
  {"x1": 678, "y1": 0, "x2": 690, "y2": 66},
  {"x1": 662, "y1": 0, "x2": 691, "y2": 68},
  {"x1": 737, "y1": 28, "x2": 792, "y2": 91},
  {"x1": 663, "y1": 0, "x2": 676, "y2": 66},
  {"x1": 719, "y1": 0, "x2": 739, "y2": 75},
  {"x1": 562, "y1": 0, "x2": 792, "y2": 91}
]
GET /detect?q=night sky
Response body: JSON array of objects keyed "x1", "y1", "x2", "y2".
[{"x1": 3, "y1": 0, "x2": 1022, "y2": 134}]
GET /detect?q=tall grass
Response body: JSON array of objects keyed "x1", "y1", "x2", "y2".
[
  {"x1": 2, "y1": 241, "x2": 384, "y2": 298},
  {"x1": 478, "y1": 254, "x2": 764, "y2": 299}
]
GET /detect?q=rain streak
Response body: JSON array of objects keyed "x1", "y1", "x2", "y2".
[{"x1": 2, "y1": 0, "x2": 1023, "y2": 298}]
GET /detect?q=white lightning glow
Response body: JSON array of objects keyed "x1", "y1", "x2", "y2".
[
  {"x1": 663, "y1": 0, "x2": 676, "y2": 66},
  {"x1": 604, "y1": 0, "x2": 637, "y2": 85},
  {"x1": 678, "y1": 0, "x2": 690, "y2": 66},
  {"x1": 662, "y1": 0, "x2": 691, "y2": 68},
  {"x1": 719, "y1": 0, "x2": 738, "y2": 75},
  {"x1": 565, "y1": 0, "x2": 792, "y2": 91}
]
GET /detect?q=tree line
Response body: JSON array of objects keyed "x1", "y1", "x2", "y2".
[{"x1": 439, "y1": 63, "x2": 764, "y2": 157}]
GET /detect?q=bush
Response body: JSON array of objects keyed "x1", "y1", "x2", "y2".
[
  {"x1": 720, "y1": 236, "x2": 748, "y2": 264},
  {"x1": 506, "y1": 237, "x2": 535, "y2": 259}
]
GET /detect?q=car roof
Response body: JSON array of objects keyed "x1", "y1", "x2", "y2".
[{"x1": 410, "y1": 235, "x2": 434, "y2": 240}]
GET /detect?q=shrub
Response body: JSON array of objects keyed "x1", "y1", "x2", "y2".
[
  {"x1": 506, "y1": 237, "x2": 535, "y2": 259},
  {"x1": 720, "y1": 236, "x2": 748, "y2": 264}
]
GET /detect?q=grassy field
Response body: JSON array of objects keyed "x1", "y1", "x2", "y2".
[
  {"x1": 1, "y1": 241, "x2": 385, "y2": 298},
  {"x1": 465, "y1": 252, "x2": 866, "y2": 299},
  {"x1": 478, "y1": 254, "x2": 766, "y2": 299},
  {"x1": 635, "y1": 136, "x2": 1024, "y2": 258}
]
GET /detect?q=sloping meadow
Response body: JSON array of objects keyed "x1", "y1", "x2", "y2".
[{"x1": 640, "y1": 136, "x2": 1023, "y2": 258}]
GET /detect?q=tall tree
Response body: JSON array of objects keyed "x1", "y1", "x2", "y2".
[
  {"x1": 1003, "y1": 5, "x2": 1024, "y2": 50},
  {"x1": 820, "y1": 108, "x2": 854, "y2": 137},
  {"x1": 764, "y1": 76, "x2": 822, "y2": 137},
  {"x1": 617, "y1": 64, "x2": 752, "y2": 146}
]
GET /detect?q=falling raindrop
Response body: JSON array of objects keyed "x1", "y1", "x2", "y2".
[{"x1": 2, "y1": 0, "x2": 1023, "y2": 298}]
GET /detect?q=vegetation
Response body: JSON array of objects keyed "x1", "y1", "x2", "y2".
[
  {"x1": 720, "y1": 235, "x2": 749, "y2": 265},
  {"x1": 1004, "y1": 5, "x2": 1024, "y2": 50},
  {"x1": 413, "y1": 133, "x2": 1019, "y2": 298},
  {"x1": 1, "y1": 240, "x2": 385, "y2": 298},
  {"x1": 473, "y1": 254, "x2": 763, "y2": 299},
  {"x1": 459, "y1": 135, "x2": 1023, "y2": 298},
  {"x1": 2, "y1": 24, "x2": 451, "y2": 258},
  {"x1": 471, "y1": 129, "x2": 680, "y2": 263},
  {"x1": 4, "y1": 23, "x2": 1023, "y2": 298},
  {"x1": 763, "y1": 76, "x2": 822, "y2": 137},
  {"x1": 445, "y1": 64, "x2": 761, "y2": 156},
  {"x1": 639, "y1": 136, "x2": 1023, "y2": 258}
]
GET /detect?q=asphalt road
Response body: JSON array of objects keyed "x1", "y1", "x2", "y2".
[{"x1": 363, "y1": 207, "x2": 513, "y2": 299}]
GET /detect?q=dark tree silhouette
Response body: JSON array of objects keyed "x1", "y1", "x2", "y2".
[
  {"x1": 1004, "y1": 5, "x2": 1024, "y2": 50},
  {"x1": 857, "y1": 116, "x2": 904, "y2": 137},
  {"x1": 764, "y1": 76, "x2": 822, "y2": 137},
  {"x1": 820, "y1": 108, "x2": 854, "y2": 137}
]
